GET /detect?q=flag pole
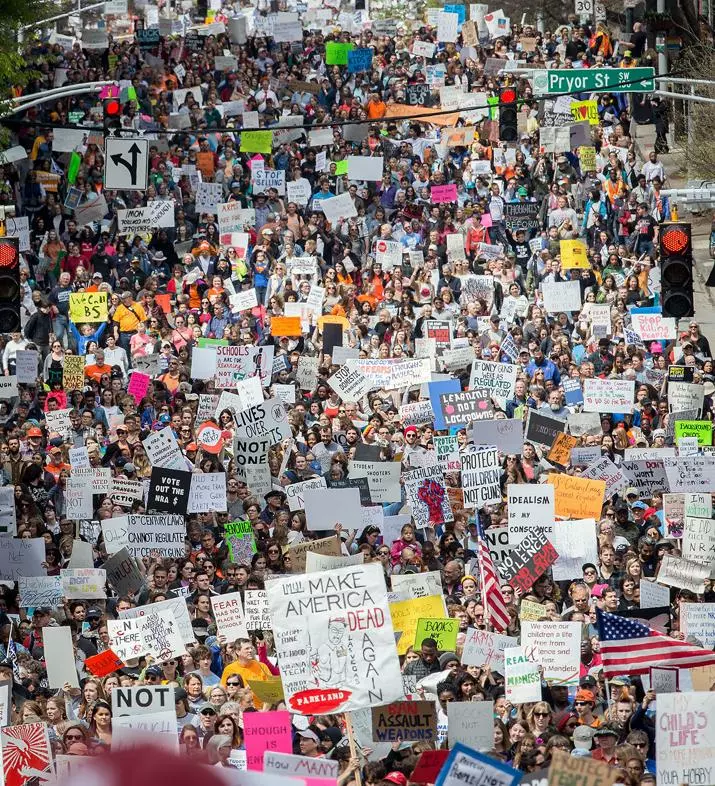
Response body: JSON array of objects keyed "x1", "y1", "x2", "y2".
[
  {"x1": 344, "y1": 712, "x2": 363, "y2": 786},
  {"x1": 476, "y1": 524, "x2": 493, "y2": 630}
]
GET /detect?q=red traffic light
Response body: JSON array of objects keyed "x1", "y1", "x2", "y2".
[
  {"x1": 104, "y1": 98, "x2": 121, "y2": 117},
  {"x1": 0, "y1": 239, "x2": 18, "y2": 269},
  {"x1": 661, "y1": 224, "x2": 690, "y2": 255},
  {"x1": 500, "y1": 88, "x2": 517, "y2": 103}
]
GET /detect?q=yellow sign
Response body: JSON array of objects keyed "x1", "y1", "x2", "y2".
[
  {"x1": 69, "y1": 292, "x2": 108, "y2": 323},
  {"x1": 560, "y1": 239, "x2": 589, "y2": 270},
  {"x1": 62, "y1": 355, "x2": 86, "y2": 391},
  {"x1": 547, "y1": 473, "x2": 606, "y2": 520},
  {"x1": 578, "y1": 145, "x2": 597, "y2": 171},
  {"x1": 570, "y1": 100, "x2": 599, "y2": 125},
  {"x1": 240, "y1": 130, "x2": 273, "y2": 154},
  {"x1": 389, "y1": 594, "x2": 447, "y2": 655},
  {"x1": 248, "y1": 677, "x2": 284, "y2": 705},
  {"x1": 519, "y1": 599, "x2": 547, "y2": 622}
]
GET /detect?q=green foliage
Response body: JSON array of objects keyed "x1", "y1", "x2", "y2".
[{"x1": 0, "y1": 0, "x2": 57, "y2": 98}]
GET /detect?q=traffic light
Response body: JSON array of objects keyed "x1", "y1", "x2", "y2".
[
  {"x1": 0, "y1": 237, "x2": 20, "y2": 334},
  {"x1": 660, "y1": 222, "x2": 693, "y2": 319},
  {"x1": 103, "y1": 97, "x2": 121, "y2": 136},
  {"x1": 499, "y1": 87, "x2": 518, "y2": 143}
]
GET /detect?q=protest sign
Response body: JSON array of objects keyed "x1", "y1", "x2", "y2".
[
  {"x1": 499, "y1": 530, "x2": 559, "y2": 592},
  {"x1": 44, "y1": 625, "x2": 80, "y2": 688},
  {"x1": 640, "y1": 578, "x2": 672, "y2": 609},
  {"x1": 372, "y1": 701, "x2": 438, "y2": 742},
  {"x1": 472, "y1": 419, "x2": 524, "y2": 456},
  {"x1": 132, "y1": 479, "x2": 173, "y2": 525},
  {"x1": 682, "y1": 603, "x2": 715, "y2": 648},
  {"x1": 547, "y1": 432, "x2": 578, "y2": 466},
  {"x1": 668, "y1": 382, "x2": 705, "y2": 415},
  {"x1": 68, "y1": 292, "x2": 108, "y2": 323},
  {"x1": 632, "y1": 312, "x2": 677, "y2": 341},
  {"x1": 682, "y1": 516, "x2": 715, "y2": 569},
  {"x1": 18, "y1": 576, "x2": 62, "y2": 608},
  {"x1": 675, "y1": 420, "x2": 713, "y2": 446},
  {"x1": 391, "y1": 572, "x2": 444, "y2": 600},
  {"x1": 112, "y1": 686, "x2": 178, "y2": 751},
  {"x1": 61, "y1": 568, "x2": 106, "y2": 599},
  {"x1": 658, "y1": 554, "x2": 711, "y2": 594},
  {"x1": 524, "y1": 410, "x2": 566, "y2": 449},
  {"x1": 621, "y1": 459, "x2": 669, "y2": 497},
  {"x1": 15, "y1": 350, "x2": 38, "y2": 384},
  {"x1": 286, "y1": 477, "x2": 327, "y2": 511},
  {"x1": 287, "y1": 535, "x2": 341, "y2": 573},
  {"x1": 507, "y1": 484, "x2": 554, "y2": 543},
  {"x1": 85, "y1": 650, "x2": 124, "y2": 678},
  {"x1": 120, "y1": 596, "x2": 195, "y2": 647},
  {"x1": 266, "y1": 563, "x2": 403, "y2": 713},
  {"x1": 113, "y1": 514, "x2": 186, "y2": 559},
  {"x1": 187, "y1": 473, "x2": 227, "y2": 513},
  {"x1": 2, "y1": 723, "x2": 52, "y2": 786},
  {"x1": 461, "y1": 447, "x2": 500, "y2": 508},
  {"x1": 414, "y1": 618, "x2": 459, "y2": 652},
  {"x1": 549, "y1": 750, "x2": 618, "y2": 786},
  {"x1": 142, "y1": 426, "x2": 186, "y2": 471},
  {"x1": 541, "y1": 280, "x2": 582, "y2": 312},
  {"x1": 211, "y1": 592, "x2": 249, "y2": 642},
  {"x1": 549, "y1": 518, "x2": 598, "y2": 582},
  {"x1": 304, "y1": 486, "x2": 363, "y2": 532},
  {"x1": 583, "y1": 378, "x2": 634, "y2": 414},
  {"x1": 103, "y1": 547, "x2": 143, "y2": 596},
  {"x1": 440, "y1": 389, "x2": 494, "y2": 428},
  {"x1": 656, "y1": 693, "x2": 715, "y2": 786},
  {"x1": 390, "y1": 595, "x2": 448, "y2": 656},
  {"x1": 448, "y1": 701, "x2": 494, "y2": 751},
  {"x1": 243, "y1": 711, "x2": 293, "y2": 770},
  {"x1": 0, "y1": 537, "x2": 45, "y2": 581},
  {"x1": 434, "y1": 743, "x2": 521, "y2": 786},
  {"x1": 581, "y1": 456, "x2": 631, "y2": 499},
  {"x1": 225, "y1": 520, "x2": 257, "y2": 564},
  {"x1": 404, "y1": 465, "x2": 453, "y2": 527},
  {"x1": 244, "y1": 589, "x2": 271, "y2": 631},
  {"x1": 461, "y1": 628, "x2": 518, "y2": 672},
  {"x1": 664, "y1": 456, "x2": 715, "y2": 492},
  {"x1": 264, "y1": 752, "x2": 338, "y2": 779},
  {"x1": 349, "y1": 461, "x2": 402, "y2": 504},
  {"x1": 469, "y1": 360, "x2": 517, "y2": 402},
  {"x1": 137, "y1": 607, "x2": 185, "y2": 663},
  {"x1": 504, "y1": 648, "x2": 541, "y2": 704},
  {"x1": 62, "y1": 355, "x2": 86, "y2": 390},
  {"x1": 547, "y1": 474, "x2": 606, "y2": 520},
  {"x1": 521, "y1": 621, "x2": 580, "y2": 686}
]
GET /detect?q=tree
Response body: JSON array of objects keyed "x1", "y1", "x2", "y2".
[
  {"x1": 0, "y1": 0, "x2": 56, "y2": 100},
  {"x1": 672, "y1": 44, "x2": 715, "y2": 181}
]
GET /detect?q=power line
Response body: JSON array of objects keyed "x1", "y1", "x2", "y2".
[{"x1": 1, "y1": 68, "x2": 679, "y2": 135}]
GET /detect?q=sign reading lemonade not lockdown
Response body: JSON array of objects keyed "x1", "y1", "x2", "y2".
[{"x1": 534, "y1": 67, "x2": 655, "y2": 95}]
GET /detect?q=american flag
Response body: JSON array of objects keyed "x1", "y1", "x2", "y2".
[
  {"x1": 7, "y1": 623, "x2": 21, "y2": 681},
  {"x1": 596, "y1": 608, "x2": 715, "y2": 677},
  {"x1": 476, "y1": 521, "x2": 510, "y2": 633}
]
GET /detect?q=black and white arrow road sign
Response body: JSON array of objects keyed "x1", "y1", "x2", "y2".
[{"x1": 104, "y1": 137, "x2": 149, "y2": 190}]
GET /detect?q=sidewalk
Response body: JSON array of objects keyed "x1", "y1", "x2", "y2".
[{"x1": 632, "y1": 123, "x2": 715, "y2": 341}]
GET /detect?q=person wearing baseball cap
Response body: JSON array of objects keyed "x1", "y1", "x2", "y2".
[
  {"x1": 297, "y1": 729, "x2": 323, "y2": 758},
  {"x1": 574, "y1": 689, "x2": 600, "y2": 728}
]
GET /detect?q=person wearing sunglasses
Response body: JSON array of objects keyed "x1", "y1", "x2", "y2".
[{"x1": 573, "y1": 689, "x2": 599, "y2": 728}]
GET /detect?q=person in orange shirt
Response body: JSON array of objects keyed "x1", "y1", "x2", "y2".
[
  {"x1": 85, "y1": 349, "x2": 113, "y2": 383},
  {"x1": 366, "y1": 93, "x2": 387, "y2": 119},
  {"x1": 46, "y1": 445, "x2": 70, "y2": 482},
  {"x1": 220, "y1": 639, "x2": 272, "y2": 708}
]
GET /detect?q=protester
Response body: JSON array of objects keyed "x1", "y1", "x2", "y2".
[{"x1": 0, "y1": 6, "x2": 713, "y2": 786}]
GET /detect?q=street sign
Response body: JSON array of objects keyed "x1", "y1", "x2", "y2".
[
  {"x1": 533, "y1": 67, "x2": 656, "y2": 95},
  {"x1": 104, "y1": 137, "x2": 149, "y2": 191},
  {"x1": 574, "y1": 0, "x2": 594, "y2": 16}
]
